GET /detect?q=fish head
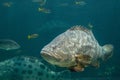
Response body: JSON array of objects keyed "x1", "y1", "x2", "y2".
[
  {"x1": 40, "y1": 41, "x2": 75, "y2": 68},
  {"x1": 40, "y1": 45, "x2": 64, "y2": 67},
  {"x1": 102, "y1": 44, "x2": 114, "y2": 60}
]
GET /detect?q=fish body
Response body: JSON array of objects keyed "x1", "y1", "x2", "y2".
[
  {"x1": 41, "y1": 26, "x2": 114, "y2": 72},
  {"x1": 0, "y1": 39, "x2": 20, "y2": 51},
  {"x1": 75, "y1": 1, "x2": 86, "y2": 6},
  {"x1": 38, "y1": 7, "x2": 51, "y2": 14},
  {"x1": 0, "y1": 56, "x2": 68, "y2": 80},
  {"x1": 27, "y1": 34, "x2": 39, "y2": 39},
  {"x1": 3, "y1": 2, "x2": 13, "y2": 7}
]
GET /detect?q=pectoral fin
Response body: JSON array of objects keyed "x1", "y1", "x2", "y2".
[
  {"x1": 91, "y1": 61, "x2": 100, "y2": 68},
  {"x1": 68, "y1": 64, "x2": 84, "y2": 72}
]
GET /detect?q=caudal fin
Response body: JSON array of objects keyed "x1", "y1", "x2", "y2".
[{"x1": 102, "y1": 44, "x2": 114, "y2": 61}]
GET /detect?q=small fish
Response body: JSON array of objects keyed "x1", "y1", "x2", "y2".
[
  {"x1": 88, "y1": 23, "x2": 94, "y2": 29},
  {"x1": 27, "y1": 34, "x2": 39, "y2": 39},
  {"x1": 75, "y1": 1, "x2": 86, "y2": 6},
  {"x1": 3, "y1": 2, "x2": 13, "y2": 7},
  {"x1": 32, "y1": 0, "x2": 46, "y2": 6},
  {"x1": 38, "y1": 7, "x2": 51, "y2": 14},
  {"x1": 0, "y1": 56, "x2": 71, "y2": 80},
  {"x1": 0, "y1": 39, "x2": 20, "y2": 51}
]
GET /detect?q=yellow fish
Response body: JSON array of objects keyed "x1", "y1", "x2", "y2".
[
  {"x1": 38, "y1": 7, "x2": 51, "y2": 14},
  {"x1": 75, "y1": 1, "x2": 86, "y2": 6},
  {"x1": 27, "y1": 34, "x2": 39, "y2": 39}
]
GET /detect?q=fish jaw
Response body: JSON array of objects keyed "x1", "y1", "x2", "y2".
[
  {"x1": 41, "y1": 48, "x2": 76, "y2": 68},
  {"x1": 41, "y1": 50, "x2": 62, "y2": 66}
]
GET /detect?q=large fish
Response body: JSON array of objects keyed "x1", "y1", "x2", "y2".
[
  {"x1": 41, "y1": 26, "x2": 114, "y2": 72},
  {"x1": 0, "y1": 39, "x2": 20, "y2": 51},
  {"x1": 0, "y1": 56, "x2": 70, "y2": 80}
]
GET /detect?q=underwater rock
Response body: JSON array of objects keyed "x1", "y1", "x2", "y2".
[{"x1": 41, "y1": 25, "x2": 114, "y2": 72}]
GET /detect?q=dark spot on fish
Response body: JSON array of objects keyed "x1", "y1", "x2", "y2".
[
  {"x1": 56, "y1": 75, "x2": 61, "y2": 80},
  {"x1": 23, "y1": 64, "x2": 26, "y2": 66},
  {"x1": 51, "y1": 75, "x2": 55, "y2": 78},
  {"x1": 28, "y1": 70, "x2": 33, "y2": 74},
  {"x1": 14, "y1": 62, "x2": 21, "y2": 66},
  {"x1": 46, "y1": 74, "x2": 49, "y2": 78},
  {"x1": 22, "y1": 70, "x2": 26, "y2": 74},
  {"x1": 7, "y1": 68, "x2": 11, "y2": 72},
  {"x1": 36, "y1": 77, "x2": 38, "y2": 80},
  {"x1": 14, "y1": 68, "x2": 19, "y2": 73},
  {"x1": 17, "y1": 57, "x2": 24, "y2": 61},
  {"x1": 29, "y1": 58, "x2": 35, "y2": 63},
  {"x1": 46, "y1": 68, "x2": 50, "y2": 72},
  {"x1": 34, "y1": 68, "x2": 37, "y2": 71},
  {"x1": 38, "y1": 71, "x2": 43, "y2": 76},
  {"x1": 26, "y1": 76, "x2": 29, "y2": 79},
  {"x1": 40, "y1": 64, "x2": 45, "y2": 69},
  {"x1": 32, "y1": 76, "x2": 35, "y2": 78},
  {"x1": 28, "y1": 64, "x2": 32, "y2": 68},
  {"x1": 10, "y1": 74, "x2": 22, "y2": 80},
  {"x1": 53, "y1": 46, "x2": 57, "y2": 50},
  {"x1": 39, "y1": 78, "x2": 42, "y2": 80}
]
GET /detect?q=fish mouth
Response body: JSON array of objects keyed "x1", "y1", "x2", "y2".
[
  {"x1": 41, "y1": 50, "x2": 77, "y2": 67},
  {"x1": 41, "y1": 50, "x2": 52, "y2": 55},
  {"x1": 40, "y1": 50, "x2": 60, "y2": 65},
  {"x1": 41, "y1": 50, "x2": 55, "y2": 58}
]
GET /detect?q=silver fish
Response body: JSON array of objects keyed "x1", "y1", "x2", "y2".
[
  {"x1": 0, "y1": 56, "x2": 70, "y2": 80},
  {"x1": 0, "y1": 39, "x2": 20, "y2": 51},
  {"x1": 41, "y1": 26, "x2": 114, "y2": 72}
]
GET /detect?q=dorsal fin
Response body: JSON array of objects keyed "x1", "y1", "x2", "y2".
[{"x1": 69, "y1": 25, "x2": 91, "y2": 34}]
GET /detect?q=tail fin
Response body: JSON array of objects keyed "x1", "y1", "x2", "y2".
[{"x1": 102, "y1": 44, "x2": 114, "y2": 61}]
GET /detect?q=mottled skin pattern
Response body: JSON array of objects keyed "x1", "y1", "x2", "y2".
[
  {"x1": 0, "y1": 56, "x2": 67, "y2": 80},
  {"x1": 41, "y1": 26, "x2": 114, "y2": 72}
]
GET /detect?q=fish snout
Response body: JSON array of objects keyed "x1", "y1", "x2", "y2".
[{"x1": 40, "y1": 50, "x2": 60, "y2": 65}]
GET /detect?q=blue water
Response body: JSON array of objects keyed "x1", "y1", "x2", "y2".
[{"x1": 0, "y1": 0, "x2": 120, "y2": 80}]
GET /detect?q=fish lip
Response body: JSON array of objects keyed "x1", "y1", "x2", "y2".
[
  {"x1": 41, "y1": 50, "x2": 58, "y2": 64},
  {"x1": 40, "y1": 50, "x2": 60, "y2": 62},
  {"x1": 41, "y1": 50, "x2": 54, "y2": 58},
  {"x1": 41, "y1": 50, "x2": 52, "y2": 55}
]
